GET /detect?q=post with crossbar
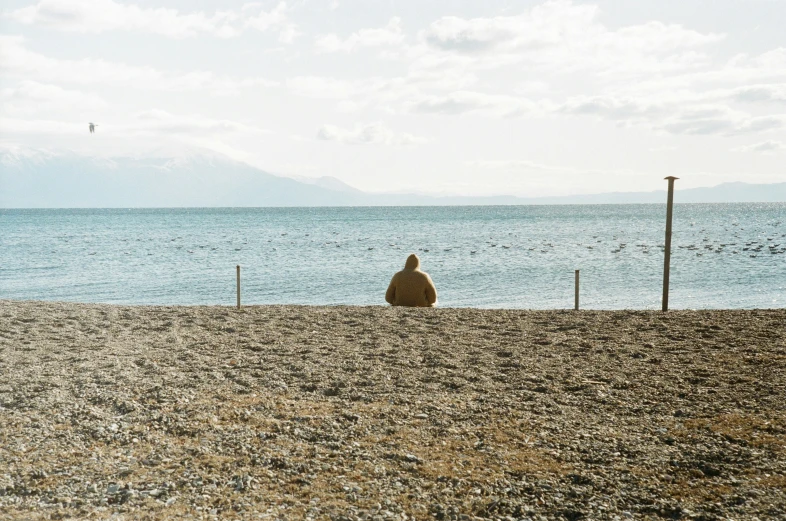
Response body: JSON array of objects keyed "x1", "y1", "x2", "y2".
[
  {"x1": 236, "y1": 265, "x2": 241, "y2": 309},
  {"x1": 662, "y1": 177, "x2": 678, "y2": 311},
  {"x1": 574, "y1": 270, "x2": 580, "y2": 310}
]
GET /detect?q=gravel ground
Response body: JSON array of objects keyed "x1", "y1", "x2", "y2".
[{"x1": 0, "y1": 301, "x2": 784, "y2": 521}]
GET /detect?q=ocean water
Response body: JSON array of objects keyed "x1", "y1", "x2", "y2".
[{"x1": 0, "y1": 204, "x2": 784, "y2": 309}]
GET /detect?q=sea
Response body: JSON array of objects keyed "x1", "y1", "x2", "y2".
[{"x1": 1, "y1": 204, "x2": 784, "y2": 309}]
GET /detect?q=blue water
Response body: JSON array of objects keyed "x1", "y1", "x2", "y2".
[{"x1": 0, "y1": 205, "x2": 784, "y2": 309}]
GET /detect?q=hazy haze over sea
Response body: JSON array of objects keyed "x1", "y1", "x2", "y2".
[{"x1": 1, "y1": 204, "x2": 784, "y2": 309}]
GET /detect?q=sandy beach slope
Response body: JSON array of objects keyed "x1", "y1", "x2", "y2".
[{"x1": 0, "y1": 301, "x2": 784, "y2": 520}]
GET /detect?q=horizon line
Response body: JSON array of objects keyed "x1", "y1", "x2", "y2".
[{"x1": 3, "y1": 201, "x2": 786, "y2": 210}]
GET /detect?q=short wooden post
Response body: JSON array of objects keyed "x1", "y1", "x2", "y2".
[
  {"x1": 574, "y1": 270, "x2": 580, "y2": 310},
  {"x1": 236, "y1": 265, "x2": 241, "y2": 309},
  {"x1": 662, "y1": 176, "x2": 678, "y2": 311}
]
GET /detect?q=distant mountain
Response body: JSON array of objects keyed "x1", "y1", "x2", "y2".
[
  {"x1": 1, "y1": 149, "x2": 784, "y2": 207},
  {"x1": 510, "y1": 182, "x2": 786, "y2": 205},
  {"x1": 287, "y1": 175, "x2": 364, "y2": 194},
  {"x1": 0, "y1": 150, "x2": 369, "y2": 208}
]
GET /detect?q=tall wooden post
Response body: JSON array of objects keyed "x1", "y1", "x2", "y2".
[
  {"x1": 574, "y1": 270, "x2": 580, "y2": 310},
  {"x1": 662, "y1": 177, "x2": 678, "y2": 311},
  {"x1": 236, "y1": 265, "x2": 241, "y2": 309}
]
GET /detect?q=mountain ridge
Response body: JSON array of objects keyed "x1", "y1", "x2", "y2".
[{"x1": 1, "y1": 149, "x2": 784, "y2": 207}]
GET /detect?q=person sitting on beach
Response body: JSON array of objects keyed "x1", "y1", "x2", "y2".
[{"x1": 385, "y1": 253, "x2": 438, "y2": 307}]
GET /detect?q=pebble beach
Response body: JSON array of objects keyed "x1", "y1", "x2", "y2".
[{"x1": 1, "y1": 301, "x2": 784, "y2": 520}]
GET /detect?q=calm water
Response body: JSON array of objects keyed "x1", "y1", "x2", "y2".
[{"x1": 1, "y1": 205, "x2": 784, "y2": 309}]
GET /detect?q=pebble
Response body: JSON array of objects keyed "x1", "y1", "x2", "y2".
[{"x1": 1, "y1": 302, "x2": 784, "y2": 520}]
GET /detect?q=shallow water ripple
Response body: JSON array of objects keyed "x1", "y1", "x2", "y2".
[{"x1": 1, "y1": 204, "x2": 784, "y2": 309}]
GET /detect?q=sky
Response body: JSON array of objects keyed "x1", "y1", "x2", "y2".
[{"x1": 1, "y1": 0, "x2": 785, "y2": 197}]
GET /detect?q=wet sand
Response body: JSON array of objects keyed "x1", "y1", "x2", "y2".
[{"x1": 0, "y1": 301, "x2": 784, "y2": 520}]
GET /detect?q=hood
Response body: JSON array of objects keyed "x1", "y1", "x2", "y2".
[{"x1": 404, "y1": 254, "x2": 420, "y2": 270}]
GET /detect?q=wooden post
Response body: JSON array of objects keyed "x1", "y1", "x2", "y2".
[
  {"x1": 574, "y1": 270, "x2": 580, "y2": 310},
  {"x1": 236, "y1": 265, "x2": 241, "y2": 309},
  {"x1": 662, "y1": 177, "x2": 678, "y2": 311}
]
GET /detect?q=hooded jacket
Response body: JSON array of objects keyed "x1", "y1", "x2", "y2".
[{"x1": 385, "y1": 254, "x2": 438, "y2": 307}]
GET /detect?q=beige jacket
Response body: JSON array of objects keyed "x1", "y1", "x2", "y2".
[{"x1": 385, "y1": 254, "x2": 438, "y2": 307}]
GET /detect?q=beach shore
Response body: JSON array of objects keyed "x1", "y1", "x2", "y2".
[{"x1": 1, "y1": 301, "x2": 784, "y2": 520}]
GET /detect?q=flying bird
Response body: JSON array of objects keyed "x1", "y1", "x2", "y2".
[{"x1": 88, "y1": 122, "x2": 97, "y2": 134}]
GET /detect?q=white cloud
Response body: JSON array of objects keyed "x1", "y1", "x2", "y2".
[
  {"x1": 559, "y1": 95, "x2": 662, "y2": 122},
  {"x1": 731, "y1": 115, "x2": 786, "y2": 135},
  {"x1": 283, "y1": 6, "x2": 783, "y2": 130},
  {"x1": 0, "y1": 117, "x2": 82, "y2": 136},
  {"x1": 558, "y1": 93, "x2": 786, "y2": 137},
  {"x1": 661, "y1": 111, "x2": 785, "y2": 136},
  {"x1": 286, "y1": 76, "x2": 355, "y2": 99},
  {"x1": 731, "y1": 84, "x2": 786, "y2": 103},
  {"x1": 316, "y1": 122, "x2": 427, "y2": 145},
  {"x1": 658, "y1": 106, "x2": 744, "y2": 136},
  {"x1": 465, "y1": 159, "x2": 583, "y2": 174},
  {"x1": 2, "y1": 1, "x2": 785, "y2": 197},
  {"x1": 422, "y1": 2, "x2": 594, "y2": 53},
  {"x1": 285, "y1": 60, "x2": 481, "y2": 107},
  {"x1": 315, "y1": 17, "x2": 404, "y2": 53},
  {"x1": 286, "y1": 74, "x2": 529, "y2": 117},
  {"x1": 284, "y1": 2, "x2": 731, "y2": 127},
  {"x1": 751, "y1": 47, "x2": 786, "y2": 69},
  {"x1": 0, "y1": 80, "x2": 108, "y2": 114},
  {"x1": 277, "y1": 24, "x2": 301, "y2": 43},
  {"x1": 0, "y1": 110, "x2": 270, "y2": 138},
  {"x1": 419, "y1": 0, "x2": 723, "y2": 75},
  {"x1": 243, "y1": 2, "x2": 287, "y2": 31},
  {"x1": 0, "y1": 36, "x2": 278, "y2": 94},
  {"x1": 286, "y1": 75, "x2": 390, "y2": 99},
  {"x1": 408, "y1": 91, "x2": 539, "y2": 117},
  {"x1": 336, "y1": 100, "x2": 367, "y2": 112},
  {"x1": 6, "y1": 0, "x2": 293, "y2": 39},
  {"x1": 654, "y1": 48, "x2": 786, "y2": 90},
  {"x1": 733, "y1": 140, "x2": 786, "y2": 153},
  {"x1": 132, "y1": 109, "x2": 271, "y2": 136}
]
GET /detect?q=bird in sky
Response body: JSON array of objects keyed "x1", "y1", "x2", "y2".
[{"x1": 88, "y1": 122, "x2": 97, "y2": 133}]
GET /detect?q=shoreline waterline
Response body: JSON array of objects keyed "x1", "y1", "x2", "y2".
[{"x1": 4, "y1": 298, "x2": 786, "y2": 311}]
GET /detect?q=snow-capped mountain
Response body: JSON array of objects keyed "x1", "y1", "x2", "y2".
[{"x1": 1, "y1": 147, "x2": 784, "y2": 207}]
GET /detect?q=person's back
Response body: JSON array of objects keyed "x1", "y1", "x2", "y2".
[{"x1": 385, "y1": 254, "x2": 438, "y2": 307}]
